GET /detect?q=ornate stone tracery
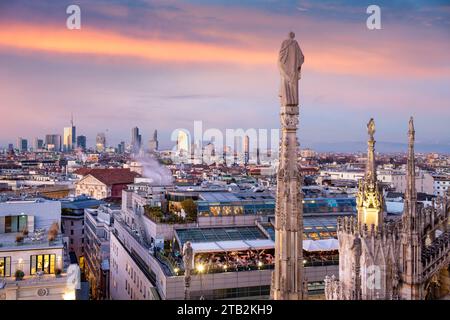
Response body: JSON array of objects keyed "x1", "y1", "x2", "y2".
[
  {"x1": 325, "y1": 117, "x2": 450, "y2": 300},
  {"x1": 271, "y1": 32, "x2": 307, "y2": 300}
]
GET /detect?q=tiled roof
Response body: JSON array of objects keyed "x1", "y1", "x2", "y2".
[
  {"x1": 73, "y1": 168, "x2": 92, "y2": 176},
  {"x1": 82, "y1": 168, "x2": 139, "y2": 186}
]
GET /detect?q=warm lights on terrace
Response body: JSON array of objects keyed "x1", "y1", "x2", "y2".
[{"x1": 196, "y1": 264, "x2": 205, "y2": 273}]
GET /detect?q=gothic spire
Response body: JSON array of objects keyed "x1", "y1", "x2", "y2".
[
  {"x1": 366, "y1": 118, "x2": 376, "y2": 182},
  {"x1": 356, "y1": 118, "x2": 383, "y2": 227},
  {"x1": 406, "y1": 116, "x2": 416, "y2": 203},
  {"x1": 400, "y1": 116, "x2": 423, "y2": 299},
  {"x1": 403, "y1": 116, "x2": 417, "y2": 222}
]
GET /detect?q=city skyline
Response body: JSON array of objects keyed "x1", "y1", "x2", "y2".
[
  {"x1": 0, "y1": 1, "x2": 448, "y2": 302},
  {"x1": 0, "y1": 0, "x2": 449, "y2": 151},
  {"x1": 4, "y1": 117, "x2": 449, "y2": 154}
]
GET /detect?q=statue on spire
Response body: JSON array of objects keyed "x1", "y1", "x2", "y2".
[
  {"x1": 367, "y1": 118, "x2": 375, "y2": 139},
  {"x1": 278, "y1": 31, "x2": 304, "y2": 106},
  {"x1": 408, "y1": 116, "x2": 415, "y2": 140},
  {"x1": 356, "y1": 118, "x2": 383, "y2": 227}
]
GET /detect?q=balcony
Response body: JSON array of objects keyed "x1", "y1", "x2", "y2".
[
  {"x1": 0, "y1": 233, "x2": 64, "y2": 251},
  {"x1": 1, "y1": 273, "x2": 69, "y2": 287}
]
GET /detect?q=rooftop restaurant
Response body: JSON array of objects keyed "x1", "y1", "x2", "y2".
[{"x1": 154, "y1": 222, "x2": 342, "y2": 276}]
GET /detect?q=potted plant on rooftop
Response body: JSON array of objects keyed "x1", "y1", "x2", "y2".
[
  {"x1": 48, "y1": 222, "x2": 59, "y2": 242},
  {"x1": 15, "y1": 234, "x2": 24, "y2": 243},
  {"x1": 15, "y1": 270, "x2": 24, "y2": 281},
  {"x1": 22, "y1": 228, "x2": 29, "y2": 237}
]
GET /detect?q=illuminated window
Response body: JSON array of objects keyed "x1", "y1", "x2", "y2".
[
  {"x1": 30, "y1": 254, "x2": 56, "y2": 275},
  {"x1": 222, "y1": 206, "x2": 232, "y2": 216},
  {"x1": 309, "y1": 232, "x2": 320, "y2": 240},
  {"x1": 0, "y1": 257, "x2": 11, "y2": 277},
  {"x1": 210, "y1": 206, "x2": 221, "y2": 216},
  {"x1": 319, "y1": 232, "x2": 331, "y2": 239}
]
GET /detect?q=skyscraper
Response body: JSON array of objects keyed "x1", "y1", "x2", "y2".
[
  {"x1": 148, "y1": 129, "x2": 158, "y2": 152},
  {"x1": 131, "y1": 127, "x2": 142, "y2": 154},
  {"x1": 177, "y1": 130, "x2": 189, "y2": 155},
  {"x1": 96, "y1": 133, "x2": 106, "y2": 153},
  {"x1": 244, "y1": 135, "x2": 250, "y2": 165},
  {"x1": 45, "y1": 134, "x2": 61, "y2": 152},
  {"x1": 16, "y1": 137, "x2": 28, "y2": 152},
  {"x1": 153, "y1": 130, "x2": 157, "y2": 142},
  {"x1": 118, "y1": 141, "x2": 125, "y2": 154},
  {"x1": 76, "y1": 135, "x2": 87, "y2": 151},
  {"x1": 33, "y1": 138, "x2": 44, "y2": 151},
  {"x1": 63, "y1": 115, "x2": 76, "y2": 152}
]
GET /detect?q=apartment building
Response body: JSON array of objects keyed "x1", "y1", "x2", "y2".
[{"x1": 0, "y1": 198, "x2": 77, "y2": 300}]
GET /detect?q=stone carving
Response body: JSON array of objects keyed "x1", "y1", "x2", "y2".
[
  {"x1": 278, "y1": 32, "x2": 304, "y2": 106},
  {"x1": 37, "y1": 288, "x2": 49, "y2": 296},
  {"x1": 182, "y1": 241, "x2": 193, "y2": 300},
  {"x1": 367, "y1": 118, "x2": 375, "y2": 137},
  {"x1": 272, "y1": 32, "x2": 306, "y2": 300},
  {"x1": 324, "y1": 275, "x2": 342, "y2": 300},
  {"x1": 325, "y1": 117, "x2": 450, "y2": 300}
]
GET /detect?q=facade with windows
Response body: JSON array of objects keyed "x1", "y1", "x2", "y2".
[
  {"x1": 61, "y1": 196, "x2": 103, "y2": 268},
  {"x1": 434, "y1": 175, "x2": 450, "y2": 196},
  {"x1": 196, "y1": 192, "x2": 275, "y2": 217},
  {"x1": 0, "y1": 198, "x2": 77, "y2": 300},
  {"x1": 303, "y1": 198, "x2": 356, "y2": 216},
  {"x1": 84, "y1": 205, "x2": 119, "y2": 299}
]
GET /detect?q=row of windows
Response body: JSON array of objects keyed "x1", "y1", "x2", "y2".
[
  {"x1": 198, "y1": 206, "x2": 275, "y2": 217},
  {"x1": 0, "y1": 254, "x2": 57, "y2": 277},
  {"x1": 125, "y1": 262, "x2": 150, "y2": 299},
  {"x1": 69, "y1": 229, "x2": 84, "y2": 235},
  {"x1": 70, "y1": 220, "x2": 85, "y2": 226},
  {"x1": 31, "y1": 254, "x2": 56, "y2": 275}
]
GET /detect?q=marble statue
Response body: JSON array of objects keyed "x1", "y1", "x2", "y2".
[
  {"x1": 278, "y1": 31, "x2": 304, "y2": 106},
  {"x1": 367, "y1": 118, "x2": 375, "y2": 137},
  {"x1": 272, "y1": 32, "x2": 307, "y2": 300},
  {"x1": 182, "y1": 241, "x2": 193, "y2": 300}
]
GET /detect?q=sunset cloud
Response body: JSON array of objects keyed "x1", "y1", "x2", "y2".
[
  {"x1": 0, "y1": 0, "x2": 449, "y2": 149},
  {"x1": 0, "y1": 20, "x2": 448, "y2": 79}
]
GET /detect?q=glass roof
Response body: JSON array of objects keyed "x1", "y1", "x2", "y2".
[
  {"x1": 263, "y1": 216, "x2": 344, "y2": 240},
  {"x1": 197, "y1": 192, "x2": 275, "y2": 204},
  {"x1": 176, "y1": 226, "x2": 267, "y2": 245}
]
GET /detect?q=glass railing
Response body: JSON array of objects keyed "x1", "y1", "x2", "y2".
[{"x1": 0, "y1": 234, "x2": 63, "y2": 250}]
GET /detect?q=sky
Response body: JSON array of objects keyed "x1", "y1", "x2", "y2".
[{"x1": 0, "y1": 0, "x2": 449, "y2": 153}]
